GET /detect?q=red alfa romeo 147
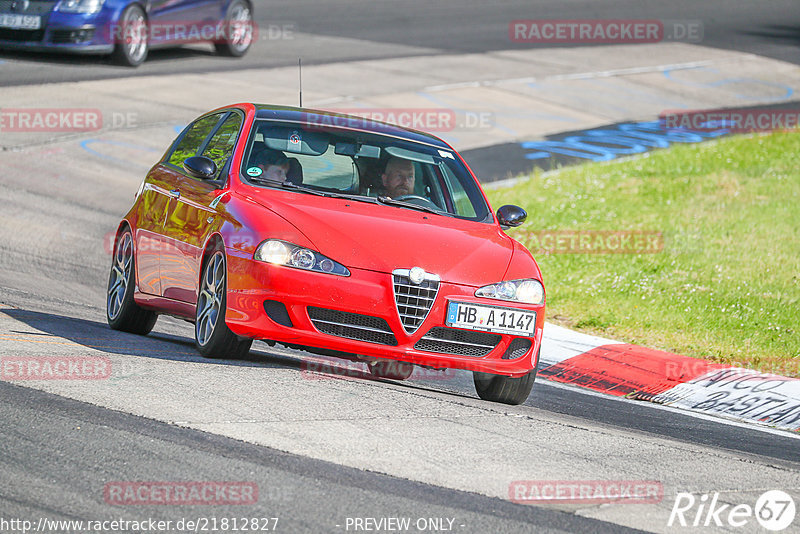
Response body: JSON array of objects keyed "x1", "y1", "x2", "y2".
[{"x1": 107, "y1": 103, "x2": 545, "y2": 404}]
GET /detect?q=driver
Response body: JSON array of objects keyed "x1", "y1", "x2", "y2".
[{"x1": 381, "y1": 156, "x2": 415, "y2": 198}]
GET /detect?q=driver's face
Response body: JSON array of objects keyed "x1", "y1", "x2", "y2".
[{"x1": 382, "y1": 160, "x2": 415, "y2": 198}]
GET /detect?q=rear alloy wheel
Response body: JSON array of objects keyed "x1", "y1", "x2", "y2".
[
  {"x1": 112, "y1": 4, "x2": 148, "y2": 67},
  {"x1": 107, "y1": 230, "x2": 157, "y2": 334},
  {"x1": 195, "y1": 249, "x2": 253, "y2": 359},
  {"x1": 473, "y1": 368, "x2": 536, "y2": 405},
  {"x1": 214, "y1": 0, "x2": 253, "y2": 57},
  {"x1": 367, "y1": 360, "x2": 414, "y2": 380}
]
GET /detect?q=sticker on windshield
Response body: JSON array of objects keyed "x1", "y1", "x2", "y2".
[
  {"x1": 246, "y1": 166, "x2": 263, "y2": 177},
  {"x1": 438, "y1": 150, "x2": 455, "y2": 159}
]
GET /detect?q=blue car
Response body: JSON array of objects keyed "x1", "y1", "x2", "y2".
[{"x1": 0, "y1": 0, "x2": 253, "y2": 66}]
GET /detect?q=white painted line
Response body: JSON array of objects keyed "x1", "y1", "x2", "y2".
[
  {"x1": 539, "y1": 322, "x2": 624, "y2": 367},
  {"x1": 424, "y1": 60, "x2": 717, "y2": 92}
]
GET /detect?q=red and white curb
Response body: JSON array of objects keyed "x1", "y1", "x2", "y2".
[{"x1": 539, "y1": 323, "x2": 800, "y2": 433}]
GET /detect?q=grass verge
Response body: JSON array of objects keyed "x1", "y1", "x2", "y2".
[{"x1": 486, "y1": 131, "x2": 800, "y2": 376}]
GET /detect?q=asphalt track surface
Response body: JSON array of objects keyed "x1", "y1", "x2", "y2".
[
  {"x1": 0, "y1": 0, "x2": 798, "y2": 86},
  {"x1": 1, "y1": 381, "x2": 639, "y2": 534},
  {"x1": 2, "y1": 2, "x2": 800, "y2": 534}
]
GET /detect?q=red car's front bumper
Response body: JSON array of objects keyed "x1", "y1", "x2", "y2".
[{"x1": 224, "y1": 249, "x2": 543, "y2": 377}]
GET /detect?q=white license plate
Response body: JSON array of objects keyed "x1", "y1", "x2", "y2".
[
  {"x1": 0, "y1": 14, "x2": 41, "y2": 30},
  {"x1": 446, "y1": 301, "x2": 536, "y2": 337}
]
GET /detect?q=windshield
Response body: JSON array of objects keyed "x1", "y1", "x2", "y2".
[{"x1": 240, "y1": 120, "x2": 491, "y2": 222}]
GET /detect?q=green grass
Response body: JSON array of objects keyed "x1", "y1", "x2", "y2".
[{"x1": 487, "y1": 131, "x2": 800, "y2": 376}]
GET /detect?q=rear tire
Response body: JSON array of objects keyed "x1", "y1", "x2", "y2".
[
  {"x1": 473, "y1": 368, "x2": 536, "y2": 405},
  {"x1": 111, "y1": 4, "x2": 149, "y2": 67},
  {"x1": 107, "y1": 229, "x2": 157, "y2": 335},
  {"x1": 195, "y1": 248, "x2": 253, "y2": 359},
  {"x1": 214, "y1": 0, "x2": 253, "y2": 57},
  {"x1": 367, "y1": 360, "x2": 414, "y2": 380}
]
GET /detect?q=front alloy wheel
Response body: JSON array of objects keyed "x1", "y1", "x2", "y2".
[
  {"x1": 473, "y1": 368, "x2": 536, "y2": 405},
  {"x1": 195, "y1": 249, "x2": 253, "y2": 359}
]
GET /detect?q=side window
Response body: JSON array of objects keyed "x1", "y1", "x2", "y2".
[
  {"x1": 440, "y1": 164, "x2": 477, "y2": 218},
  {"x1": 166, "y1": 113, "x2": 223, "y2": 168},
  {"x1": 201, "y1": 113, "x2": 243, "y2": 177}
]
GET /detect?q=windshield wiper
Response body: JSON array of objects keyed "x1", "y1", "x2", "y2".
[
  {"x1": 249, "y1": 177, "x2": 330, "y2": 197},
  {"x1": 375, "y1": 196, "x2": 442, "y2": 215}
]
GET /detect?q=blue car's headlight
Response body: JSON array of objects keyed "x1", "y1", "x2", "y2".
[
  {"x1": 475, "y1": 279, "x2": 544, "y2": 305},
  {"x1": 254, "y1": 240, "x2": 350, "y2": 276},
  {"x1": 56, "y1": 0, "x2": 105, "y2": 13}
]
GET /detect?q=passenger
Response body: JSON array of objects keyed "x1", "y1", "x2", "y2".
[
  {"x1": 380, "y1": 156, "x2": 415, "y2": 198},
  {"x1": 251, "y1": 147, "x2": 290, "y2": 182}
]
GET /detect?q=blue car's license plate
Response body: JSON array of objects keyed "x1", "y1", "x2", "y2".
[
  {"x1": 446, "y1": 301, "x2": 536, "y2": 337},
  {"x1": 0, "y1": 14, "x2": 41, "y2": 30}
]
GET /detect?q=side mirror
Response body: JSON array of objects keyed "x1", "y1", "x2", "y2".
[
  {"x1": 496, "y1": 204, "x2": 527, "y2": 229},
  {"x1": 183, "y1": 156, "x2": 217, "y2": 180}
]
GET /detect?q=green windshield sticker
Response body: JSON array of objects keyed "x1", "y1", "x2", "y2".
[{"x1": 246, "y1": 166, "x2": 263, "y2": 177}]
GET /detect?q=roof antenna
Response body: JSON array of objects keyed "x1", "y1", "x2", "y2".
[{"x1": 298, "y1": 58, "x2": 303, "y2": 108}]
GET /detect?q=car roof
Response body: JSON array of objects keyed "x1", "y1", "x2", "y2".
[{"x1": 252, "y1": 104, "x2": 452, "y2": 150}]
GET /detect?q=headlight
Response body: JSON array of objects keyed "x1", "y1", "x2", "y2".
[
  {"x1": 56, "y1": 0, "x2": 105, "y2": 13},
  {"x1": 254, "y1": 240, "x2": 350, "y2": 276},
  {"x1": 475, "y1": 279, "x2": 544, "y2": 305}
]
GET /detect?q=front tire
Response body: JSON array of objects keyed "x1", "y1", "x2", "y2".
[
  {"x1": 214, "y1": 0, "x2": 253, "y2": 57},
  {"x1": 112, "y1": 4, "x2": 148, "y2": 67},
  {"x1": 107, "y1": 230, "x2": 157, "y2": 334},
  {"x1": 473, "y1": 368, "x2": 536, "y2": 405},
  {"x1": 195, "y1": 249, "x2": 253, "y2": 359}
]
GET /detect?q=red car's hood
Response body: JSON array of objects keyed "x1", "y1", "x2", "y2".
[{"x1": 254, "y1": 192, "x2": 513, "y2": 286}]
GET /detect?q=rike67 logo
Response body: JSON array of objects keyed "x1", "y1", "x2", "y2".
[{"x1": 669, "y1": 490, "x2": 796, "y2": 531}]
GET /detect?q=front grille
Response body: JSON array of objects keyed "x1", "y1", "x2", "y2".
[
  {"x1": 393, "y1": 269, "x2": 439, "y2": 334},
  {"x1": 0, "y1": 28, "x2": 44, "y2": 41},
  {"x1": 502, "y1": 338, "x2": 532, "y2": 360},
  {"x1": 414, "y1": 327, "x2": 501, "y2": 357},
  {"x1": 308, "y1": 307, "x2": 397, "y2": 346},
  {"x1": 0, "y1": 1, "x2": 55, "y2": 14}
]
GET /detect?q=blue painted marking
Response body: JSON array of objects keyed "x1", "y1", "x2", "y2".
[{"x1": 520, "y1": 120, "x2": 730, "y2": 162}]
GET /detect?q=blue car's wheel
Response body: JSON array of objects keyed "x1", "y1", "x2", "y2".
[
  {"x1": 214, "y1": 0, "x2": 253, "y2": 57},
  {"x1": 112, "y1": 4, "x2": 148, "y2": 67}
]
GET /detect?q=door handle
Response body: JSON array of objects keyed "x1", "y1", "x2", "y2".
[{"x1": 169, "y1": 189, "x2": 181, "y2": 199}]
